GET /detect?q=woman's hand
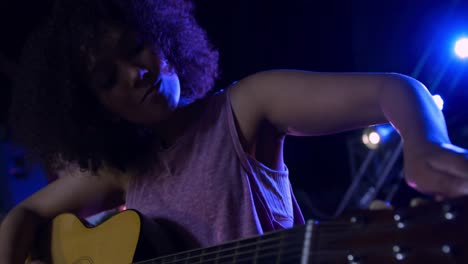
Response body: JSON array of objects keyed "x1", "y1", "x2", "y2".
[{"x1": 403, "y1": 141, "x2": 468, "y2": 199}]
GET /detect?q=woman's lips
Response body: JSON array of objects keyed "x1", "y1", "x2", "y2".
[{"x1": 140, "y1": 78, "x2": 162, "y2": 103}]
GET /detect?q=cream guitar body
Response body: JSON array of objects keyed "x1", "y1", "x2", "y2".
[{"x1": 29, "y1": 210, "x2": 181, "y2": 264}]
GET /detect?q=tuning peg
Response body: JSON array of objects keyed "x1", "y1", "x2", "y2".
[
  {"x1": 369, "y1": 200, "x2": 393, "y2": 210},
  {"x1": 409, "y1": 198, "x2": 429, "y2": 208}
]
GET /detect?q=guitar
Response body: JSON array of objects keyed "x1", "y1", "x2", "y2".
[{"x1": 29, "y1": 196, "x2": 468, "y2": 264}]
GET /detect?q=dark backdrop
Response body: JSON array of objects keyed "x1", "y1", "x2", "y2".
[{"x1": 1, "y1": 0, "x2": 467, "y2": 219}]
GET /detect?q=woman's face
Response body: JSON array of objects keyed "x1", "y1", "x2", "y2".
[{"x1": 87, "y1": 25, "x2": 181, "y2": 125}]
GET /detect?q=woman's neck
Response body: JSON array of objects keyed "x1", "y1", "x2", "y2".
[{"x1": 152, "y1": 98, "x2": 205, "y2": 149}]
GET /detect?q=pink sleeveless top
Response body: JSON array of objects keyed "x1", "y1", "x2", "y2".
[{"x1": 125, "y1": 88, "x2": 305, "y2": 248}]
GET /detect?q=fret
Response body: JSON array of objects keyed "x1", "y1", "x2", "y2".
[
  {"x1": 278, "y1": 227, "x2": 307, "y2": 264},
  {"x1": 233, "y1": 238, "x2": 258, "y2": 262},
  {"x1": 255, "y1": 235, "x2": 279, "y2": 263},
  {"x1": 198, "y1": 248, "x2": 208, "y2": 263},
  {"x1": 276, "y1": 230, "x2": 285, "y2": 264},
  {"x1": 172, "y1": 251, "x2": 185, "y2": 263},
  {"x1": 202, "y1": 246, "x2": 223, "y2": 263},
  {"x1": 232, "y1": 240, "x2": 240, "y2": 263},
  {"x1": 300, "y1": 220, "x2": 314, "y2": 264},
  {"x1": 253, "y1": 236, "x2": 277, "y2": 264},
  {"x1": 253, "y1": 236, "x2": 259, "y2": 263},
  {"x1": 215, "y1": 243, "x2": 237, "y2": 263},
  {"x1": 277, "y1": 243, "x2": 303, "y2": 263},
  {"x1": 182, "y1": 250, "x2": 199, "y2": 263}
]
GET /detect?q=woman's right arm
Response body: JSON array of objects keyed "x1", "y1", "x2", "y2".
[{"x1": 0, "y1": 166, "x2": 125, "y2": 264}]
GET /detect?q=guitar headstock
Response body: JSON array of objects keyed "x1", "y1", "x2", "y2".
[{"x1": 311, "y1": 196, "x2": 468, "y2": 263}]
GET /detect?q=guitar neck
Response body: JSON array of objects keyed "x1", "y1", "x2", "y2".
[
  {"x1": 141, "y1": 221, "x2": 314, "y2": 264},
  {"x1": 43, "y1": 197, "x2": 468, "y2": 264},
  {"x1": 141, "y1": 195, "x2": 468, "y2": 264}
]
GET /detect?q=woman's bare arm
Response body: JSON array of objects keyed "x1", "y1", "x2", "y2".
[
  {"x1": 229, "y1": 70, "x2": 468, "y2": 198},
  {"x1": 0, "y1": 166, "x2": 125, "y2": 264}
]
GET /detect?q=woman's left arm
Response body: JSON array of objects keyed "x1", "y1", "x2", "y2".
[{"x1": 230, "y1": 70, "x2": 468, "y2": 198}]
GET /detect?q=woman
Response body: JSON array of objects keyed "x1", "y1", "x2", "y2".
[{"x1": 2, "y1": 0, "x2": 468, "y2": 263}]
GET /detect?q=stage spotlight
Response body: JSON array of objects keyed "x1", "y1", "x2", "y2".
[
  {"x1": 432, "y1": 94, "x2": 444, "y2": 110},
  {"x1": 368, "y1": 131, "x2": 381, "y2": 145},
  {"x1": 362, "y1": 124, "x2": 394, "y2": 150},
  {"x1": 455, "y1": 38, "x2": 468, "y2": 59}
]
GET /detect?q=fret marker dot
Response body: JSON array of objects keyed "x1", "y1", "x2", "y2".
[
  {"x1": 395, "y1": 253, "x2": 405, "y2": 260},
  {"x1": 393, "y1": 245, "x2": 401, "y2": 252},
  {"x1": 444, "y1": 212, "x2": 455, "y2": 220},
  {"x1": 442, "y1": 245, "x2": 451, "y2": 254},
  {"x1": 397, "y1": 222, "x2": 405, "y2": 229},
  {"x1": 393, "y1": 214, "x2": 401, "y2": 221}
]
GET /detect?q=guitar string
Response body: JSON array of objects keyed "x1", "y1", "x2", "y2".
[
  {"x1": 133, "y1": 223, "x2": 456, "y2": 263},
  {"x1": 239, "y1": 245, "x2": 448, "y2": 264},
  {"x1": 133, "y1": 226, "x2": 413, "y2": 264},
  {"x1": 133, "y1": 229, "x2": 305, "y2": 264},
  {"x1": 137, "y1": 247, "x2": 302, "y2": 264},
  {"x1": 136, "y1": 244, "x2": 450, "y2": 264},
  {"x1": 228, "y1": 245, "x2": 444, "y2": 264},
  {"x1": 273, "y1": 245, "x2": 450, "y2": 264},
  {"x1": 133, "y1": 239, "x2": 301, "y2": 264},
  {"x1": 213, "y1": 246, "x2": 302, "y2": 263},
  {"x1": 133, "y1": 217, "x2": 450, "y2": 264},
  {"x1": 303, "y1": 212, "x2": 447, "y2": 232},
  {"x1": 302, "y1": 217, "x2": 431, "y2": 229},
  {"x1": 312, "y1": 217, "x2": 449, "y2": 234},
  {"x1": 133, "y1": 221, "x2": 446, "y2": 264},
  {"x1": 135, "y1": 218, "x2": 367, "y2": 264},
  {"x1": 135, "y1": 220, "x2": 451, "y2": 264}
]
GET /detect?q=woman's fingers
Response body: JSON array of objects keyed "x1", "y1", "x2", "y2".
[
  {"x1": 427, "y1": 149, "x2": 468, "y2": 179},
  {"x1": 408, "y1": 168, "x2": 468, "y2": 198}
]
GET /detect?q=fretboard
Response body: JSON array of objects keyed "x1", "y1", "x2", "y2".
[{"x1": 136, "y1": 220, "x2": 314, "y2": 264}]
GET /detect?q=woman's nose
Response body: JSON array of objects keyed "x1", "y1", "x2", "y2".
[
  {"x1": 138, "y1": 68, "x2": 149, "y2": 80},
  {"x1": 136, "y1": 67, "x2": 158, "y2": 88}
]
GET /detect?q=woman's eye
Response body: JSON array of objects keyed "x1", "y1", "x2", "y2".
[{"x1": 127, "y1": 38, "x2": 145, "y2": 57}]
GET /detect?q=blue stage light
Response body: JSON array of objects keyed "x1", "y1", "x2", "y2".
[{"x1": 455, "y1": 37, "x2": 468, "y2": 59}]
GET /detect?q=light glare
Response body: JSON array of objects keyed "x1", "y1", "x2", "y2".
[
  {"x1": 369, "y1": 132, "x2": 381, "y2": 144},
  {"x1": 455, "y1": 38, "x2": 468, "y2": 59},
  {"x1": 432, "y1": 94, "x2": 444, "y2": 110}
]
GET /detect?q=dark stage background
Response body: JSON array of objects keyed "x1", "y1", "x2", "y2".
[{"x1": 1, "y1": 0, "x2": 468, "y2": 220}]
